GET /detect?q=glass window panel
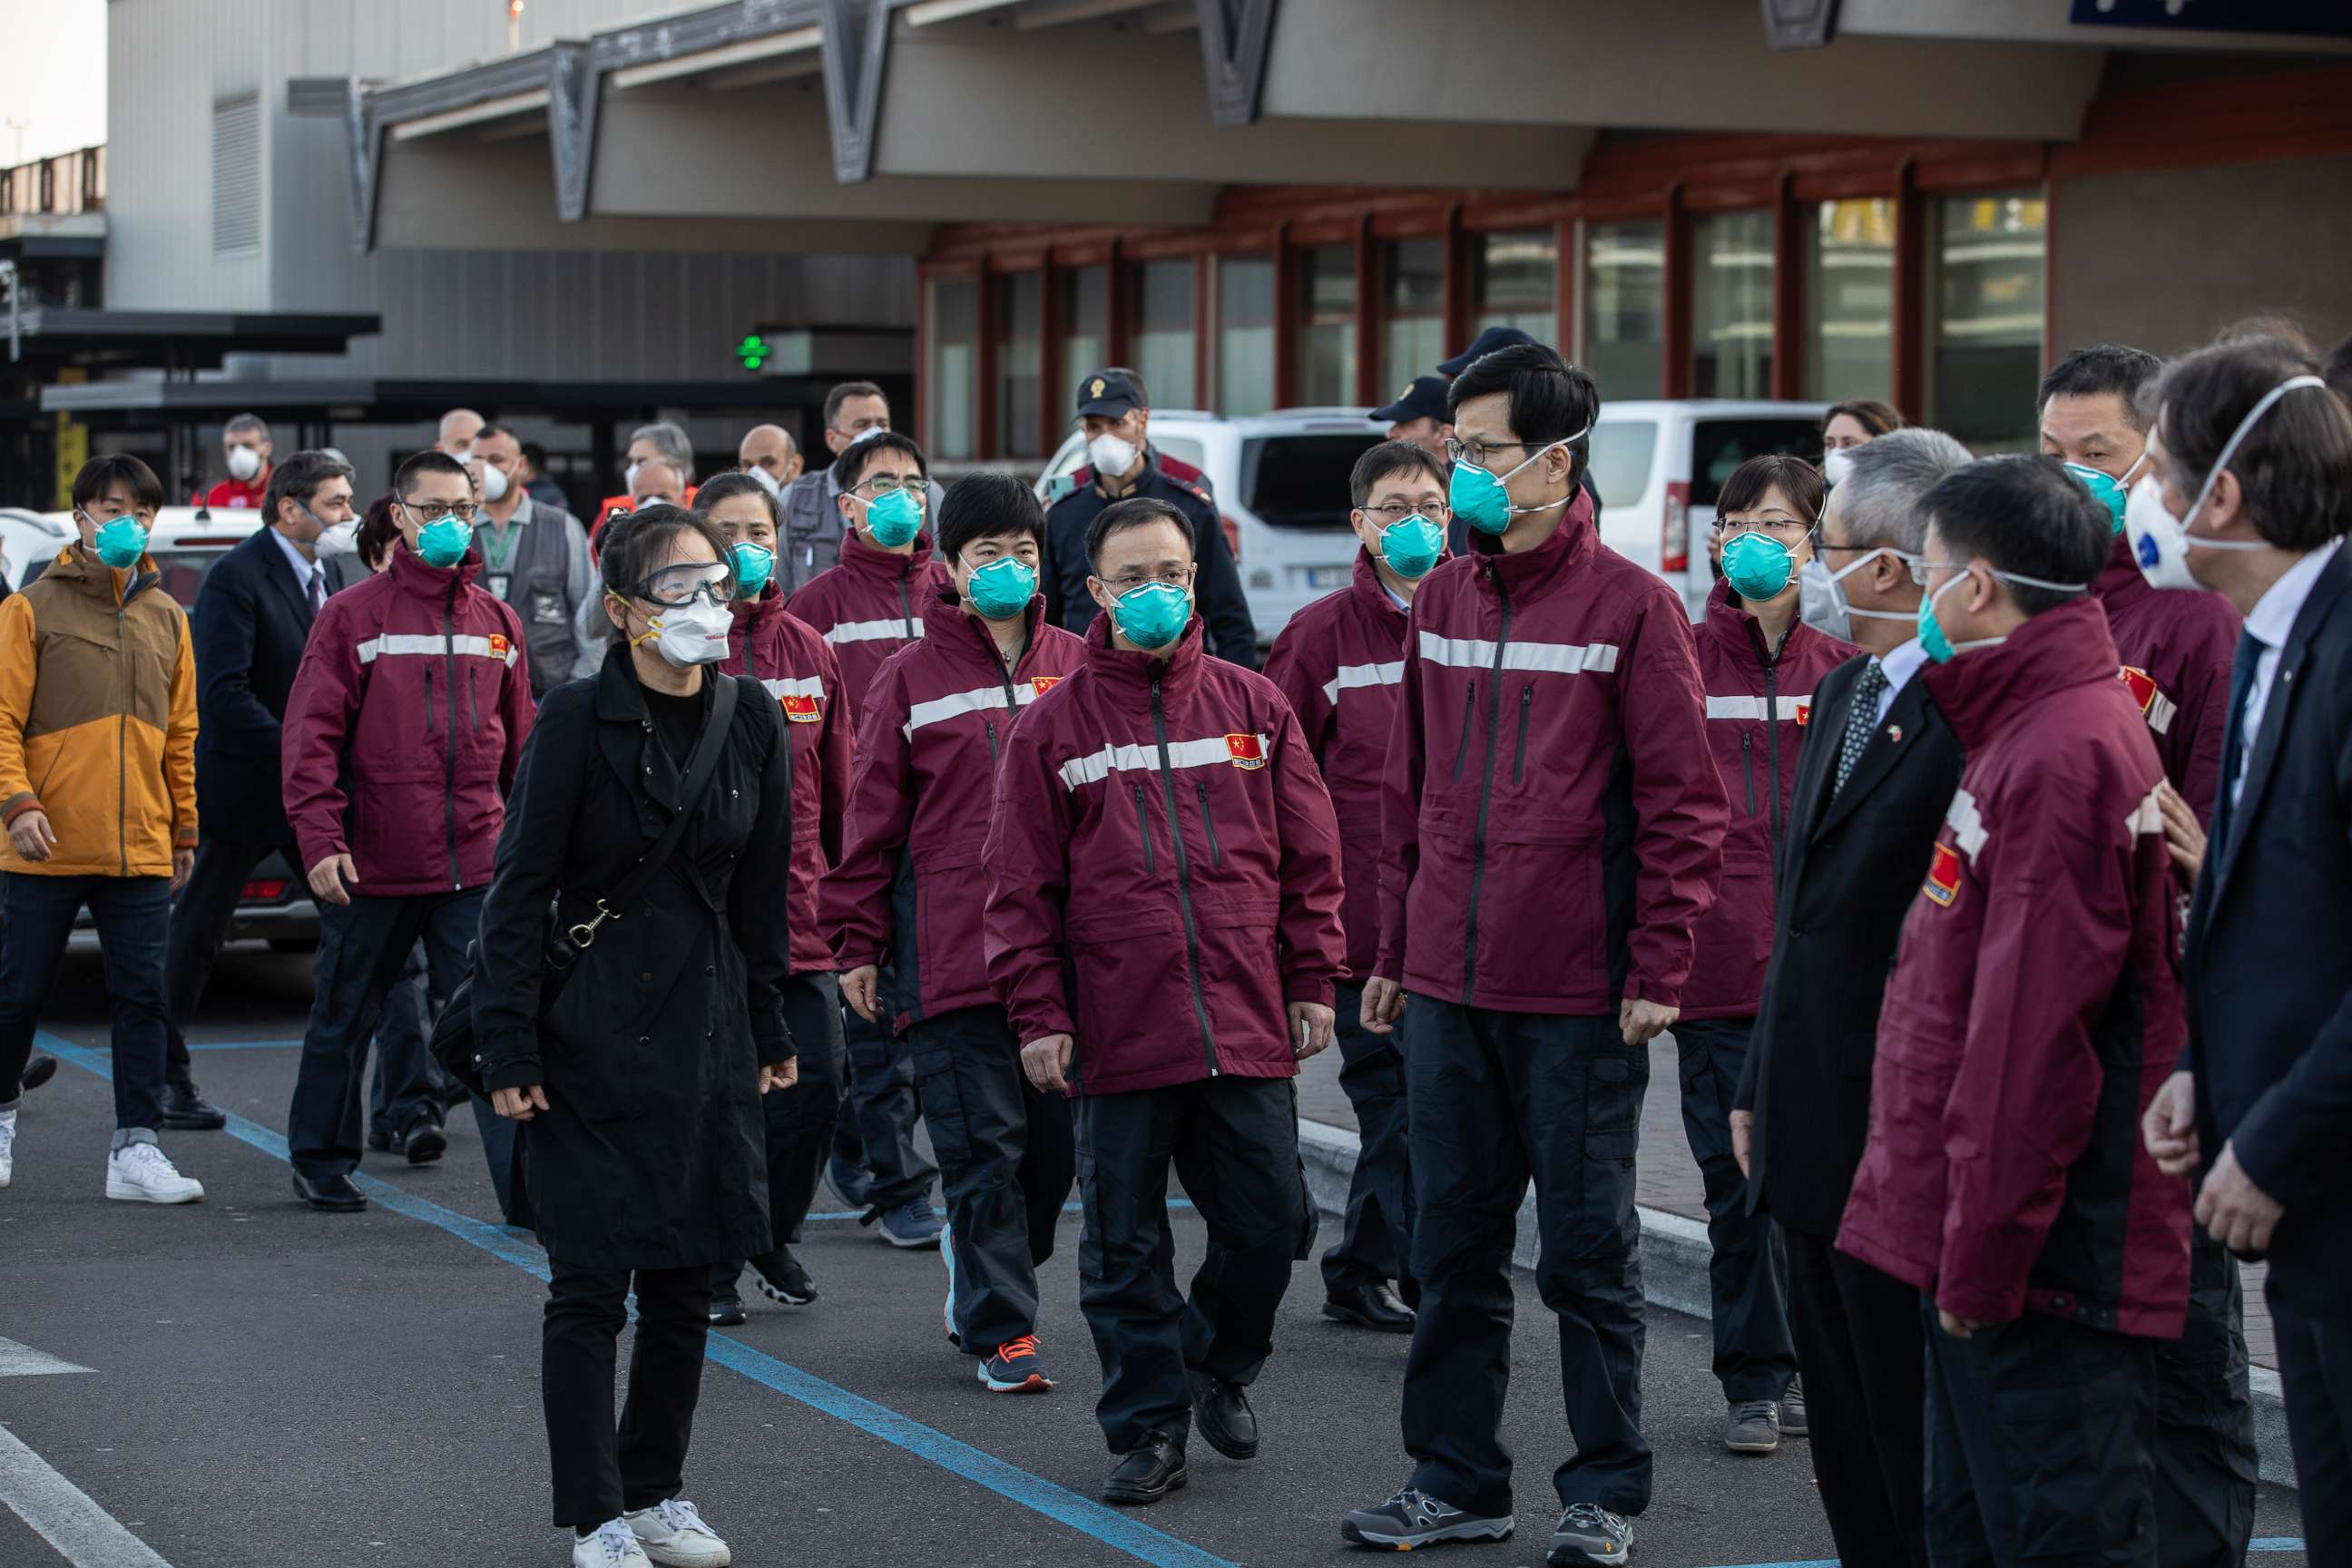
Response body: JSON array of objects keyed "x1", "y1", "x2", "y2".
[
  {"x1": 926, "y1": 276, "x2": 977, "y2": 462},
  {"x1": 1060, "y1": 265, "x2": 1108, "y2": 421},
  {"x1": 1931, "y1": 191, "x2": 2046, "y2": 452},
  {"x1": 1216, "y1": 254, "x2": 1276, "y2": 418},
  {"x1": 1690, "y1": 209, "x2": 1774, "y2": 400},
  {"x1": 1473, "y1": 229, "x2": 1558, "y2": 346},
  {"x1": 1128, "y1": 258, "x2": 1198, "y2": 409},
  {"x1": 1379, "y1": 237, "x2": 1446, "y2": 393},
  {"x1": 1805, "y1": 199, "x2": 1894, "y2": 404},
  {"x1": 1296, "y1": 244, "x2": 1357, "y2": 407},
  {"x1": 994, "y1": 271, "x2": 1042, "y2": 457},
  {"x1": 1584, "y1": 220, "x2": 1662, "y2": 400}
]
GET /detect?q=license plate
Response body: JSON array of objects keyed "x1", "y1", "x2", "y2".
[{"x1": 1304, "y1": 566, "x2": 1349, "y2": 588}]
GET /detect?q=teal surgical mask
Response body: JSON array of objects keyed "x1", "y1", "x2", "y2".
[
  {"x1": 1720, "y1": 531, "x2": 1798, "y2": 602},
  {"x1": 416, "y1": 513, "x2": 473, "y2": 569},
  {"x1": 1377, "y1": 514, "x2": 1446, "y2": 580},
  {"x1": 1448, "y1": 429, "x2": 1584, "y2": 535},
  {"x1": 88, "y1": 514, "x2": 149, "y2": 570},
  {"x1": 731, "y1": 542, "x2": 776, "y2": 596},
  {"x1": 862, "y1": 486, "x2": 924, "y2": 548},
  {"x1": 2063, "y1": 452, "x2": 2145, "y2": 535},
  {"x1": 1109, "y1": 580, "x2": 1191, "y2": 651},
  {"x1": 964, "y1": 555, "x2": 1037, "y2": 621}
]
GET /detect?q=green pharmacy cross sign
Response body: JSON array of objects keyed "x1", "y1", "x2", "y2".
[{"x1": 736, "y1": 334, "x2": 771, "y2": 372}]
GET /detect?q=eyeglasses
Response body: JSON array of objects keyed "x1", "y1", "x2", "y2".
[
  {"x1": 852, "y1": 476, "x2": 925, "y2": 500},
  {"x1": 633, "y1": 561, "x2": 737, "y2": 608},
  {"x1": 401, "y1": 499, "x2": 478, "y2": 523},
  {"x1": 1100, "y1": 566, "x2": 1195, "y2": 593},
  {"x1": 1443, "y1": 436, "x2": 1539, "y2": 468},
  {"x1": 1907, "y1": 559, "x2": 1969, "y2": 587},
  {"x1": 1360, "y1": 502, "x2": 1452, "y2": 523},
  {"x1": 1718, "y1": 516, "x2": 1813, "y2": 544}
]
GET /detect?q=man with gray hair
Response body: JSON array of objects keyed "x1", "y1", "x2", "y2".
[
  {"x1": 1730, "y1": 426, "x2": 1972, "y2": 1568},
  {"x1": 592, "y1": 420, "x2": 698, "y2": 541}
]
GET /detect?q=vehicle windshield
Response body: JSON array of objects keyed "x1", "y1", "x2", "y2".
[
  {"x1": 18, "y1": 546, "x2": 234, "y2": 610},
  {"x1": 1241, "y1": 433, "x2": 1386, "y2": 528},
  {"x1": 1689, "y1": 418, "x2": 1823, "y2": 506},
  {"x1": 1588, "y1": 420, "x2": 1659, "y2": 508}
]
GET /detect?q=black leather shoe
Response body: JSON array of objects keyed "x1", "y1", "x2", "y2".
[
  {"x1": 20, "y1": 1054, "x2": 56, "y2": 1092},
  {"x1": 1102, "y1": 1432, "x2": 1187, "y2": 1504},
  {"x1": 366, "y1": 1125, "x2": 402, "y2": 1154},
  {"x1": 402, "y1": 1119, "x2": 446, "y2": 1165},
  {"x1": 291, "y1": 1171, "x2": 368, "y2": 1212},
  {"x1": 158, "y1": 1079, "x2": 228, "y2": 1132},
  {"x1": 1323, "y1": 1280, "x2": 1416, "y2": 1334},
  {"x1": 1187, "y1": 1369, "x2": 1259, "y2": 1460}
]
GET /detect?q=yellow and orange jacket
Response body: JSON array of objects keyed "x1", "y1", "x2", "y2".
[{"x1": 0, "y1": 546, "x2": 199, "y2": 877}]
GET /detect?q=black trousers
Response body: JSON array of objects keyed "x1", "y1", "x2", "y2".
[
  {"x1": 543, "y1": 1259, "x2": 712, "y2": 1529},
  {"x1": 1923, "y1": 1305, "x2": 2157, "y2": 1567},
  {"x1": 286, "y1": 888, "x2": 479, "y2": 1178},
  {"x1": 2151, "y1": 1227, "x2": 2258, "y2": 1567},
  {"x1": 1320, "y1": 979, "x2": 1415, "y2": 1298},
  {"x1": 1785, "y1": 1227, "x2": 1927, "y2": 1568},
  {"x1": 0, "y1": 873, "x2": 170, "y2": 1132},
  {"x1": 162, "y1": 835, "x2": 298, "y2": 1083},
  {"x1": 714, "y1": 973, "x2": 845, "y2": 1298},
  {"x1": 1671, "y1": 1017, "x2": 1796, "y2": 1403},
  {"x1": 2269, "y1": 1276, "x2": 2352, "y2": 1567},
  {"x1": 914, "y1": 1005, "x2": 1077, "y2": 1355},
  {"x1": 1075, "y1": 1073, "x2": 1305, "y2": 1455},
  {"x1": 833, "y1": 999, "x2": 936, "y2": 1209},
  {"x1": 1400, "y1": 999, "x2": 1650, "y2": 1519}
]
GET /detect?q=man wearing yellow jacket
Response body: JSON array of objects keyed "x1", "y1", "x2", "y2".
[{"x1": 0, "y1": 455, "x2": 204, "y2": 1202}]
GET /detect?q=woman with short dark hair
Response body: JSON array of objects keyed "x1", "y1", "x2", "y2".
[{"x1": 472, "y1": 503, "x2": 799, "y2": 1568}]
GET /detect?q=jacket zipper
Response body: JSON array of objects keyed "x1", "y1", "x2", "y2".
[
  {"x1": 1151, "y1": 671, "x2": 1219, "y2": 1075},
  {"x1": 1131, "y1": 783, "x2": 1153, "y2": 873},
  {"x1": 1460, "y1": 573, "x2": 1513, "y2": 1004},
  {"x1": 897, "y1": 573, "x2": 915, "y2": 638},
  {"x1": 467, "y1": 660, "x2": 481, "y2": 733},
  {"x1": 423, "y1": 665, "x2": 436, "y2": 734},
  {"x1": 1512, "y1": 683, "x2": 1532, "y2": 786},
  {"x1": 1741, "y1": 731, "x2": 1757, "y2": 813},
  {"x1": 985, "y1": 716, "x2": 1000, "y2": 769},
  {"x1": 1196, "y1": 780, "x2": 1222, "y2": 867},
  {"x1": 441, "y1": 585, "x2": 462, "y2": 889},
  {"x1": 1450, "y1": 678, "x2": 1475, "y2": 779}
]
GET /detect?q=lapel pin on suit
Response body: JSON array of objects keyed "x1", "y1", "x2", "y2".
[{"x1": 1886, "y1": 724, "x2": 1903, "y2": 743}]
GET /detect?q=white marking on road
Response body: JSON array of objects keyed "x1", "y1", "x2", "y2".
[
  {"x1": 0, "y1": 1338, "x2": 92, "y2": 1378},
  {"x1": 0, "y1": 1420, "x2": 173, "y2": 1566}
]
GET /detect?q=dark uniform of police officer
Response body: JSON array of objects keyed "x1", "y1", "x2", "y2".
[
  {"x1": 1371, "y1": 377, "x2": 1472, "y2": 558},
  {"x1": 1042, "y1": 368, "x2": 1259, "y2": 670}
]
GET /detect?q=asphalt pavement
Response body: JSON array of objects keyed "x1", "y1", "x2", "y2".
[{"x1": 0, "y1": 943, "x2": 2311, "y2": 1568}]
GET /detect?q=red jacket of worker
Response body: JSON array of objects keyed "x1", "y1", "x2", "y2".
[
  {"x1": 983, "y1": 613, "x2": 1347, "y2": 1097},
  {"x1": 1837, "y1": 597, "x2": 2190, "y2": 1339},
  {"x1": 723, "y1": 586, "x2": 853, "y2": 975},
  {"x1": 281, "y1": 544, "x2": 534, "y2": 896},
  {"x1": 785, "y1": 527, "x2": 953, "y2": 728},
  {"x1": 588, "y1": 489, "x2": 698, "y2": 549},
  {"x1": 1262, "y1": 548, "x2": 1418, "y2": 982},
  {"x1": 1375, "y1": 490, "x2": 1728, "y2": 1012},
  {"x1": 2094, "y1": 534, "x2": 2239, "y2": 826},
  {"x1": 199, "y1": 472, "x2": 270, "y2": 511},
  {"x1": 1681, "y1": 578, "x2": 1858, "y2": 1019},
  {"x1": 827, "y1": 591, "x2": 1086, "y2": 1031}
]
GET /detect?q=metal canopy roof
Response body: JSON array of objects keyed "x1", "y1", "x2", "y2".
[
  {"x1": 38, "y1": 373, "x2": 850, "y2": 427},
  {"x1": 6, "y1": 309, "x2": 382, "y2": 371}
]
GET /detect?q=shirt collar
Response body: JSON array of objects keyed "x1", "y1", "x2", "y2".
[
  {"x1": 2245, "y1": 537, "x2": 2341, "y2": 651},
  {"x1": 267, "y1": 524, "x2": 321, "y2": 584},
  {"x1": 1877, "y1": 635, "x2": 1930, "y2": 697},
  {"x1": 500, "y1": 492, "x2": 535, "y2": 527}
]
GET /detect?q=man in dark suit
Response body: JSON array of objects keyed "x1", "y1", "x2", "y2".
[
  {"x1": 1732, "y1": 428, "x2": 1972, "y2": 1568},
  {"x1": 161, "y1": 449, "x2": 358, "y2": 1127},
  {"x1": 2140, "y1": 338, "x2": 2352, "y2": 1561}
]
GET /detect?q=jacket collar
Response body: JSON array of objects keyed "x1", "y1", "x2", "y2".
[
  {"x1": 2093, "y1": 532, "x2": 2149, "y2": 611},
  {"x1": 731, "y1": 583, "x2": 788, "y2": 635},
  {"x1": 1083, "y1": 607, "x2": 1205, "y2": 704},
  {"x1": 47, "y1": 544, "x2": 157, "y2": 606},
  {"x1": 1088, "y1": 444, "x2": 1170, "y2": 500},
  {"x1": 1349, "y1": 547, "x2": 1410, "y2": 629},
  {"x1": 1701, "y1": 575, "x2": 1811, "y2": 668},
  {"x1": 922, "y1": 583, "x2": 1047, "y2": 672},
  {"x1": 1465, "y1": 487, "x2": 1598, "y2": 603},
  {"x1": 387, "y1": 538, "x2": 485, "y2": 601},
  {"x1": 838, "y1": 524, "x2": 934, "y2": 582},
  {"x1": 1920, "y1": 595, "x2": 2121, "y2": 752}
]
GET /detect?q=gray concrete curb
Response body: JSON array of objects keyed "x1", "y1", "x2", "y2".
[{"x1": 1297, "y1": 1117, "x2": 2298, "y2": 1491}]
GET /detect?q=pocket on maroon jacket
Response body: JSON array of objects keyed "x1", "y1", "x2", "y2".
[{"x1": 1470, "y1": 816, "x2": 1602, "y2": 1004}]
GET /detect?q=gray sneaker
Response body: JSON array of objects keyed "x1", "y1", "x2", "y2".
[
  {"x1": 1779, "y1": 1376, "x2": 1808, "y2": 1437},
  {"x1": 1547, "y1": 1504, "x2": 1633, "y2": 1564},
  {"x1": 1723, "y1": 1396, "x2": 1781, "y2": 1455},
  {"x1": 1340, "y1": 1487, "x2": 1513, "y2": 1551}
]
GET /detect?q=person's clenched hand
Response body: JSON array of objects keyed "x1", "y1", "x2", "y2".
[
  {"x1": 1360, "y1": 977, "x2": 1406, "y2": 1036},
  {"x1": 1022, "y1": 1034, "x2": 1074, "y2": 1094},
  {"x1": 1288, "y1": 1001, "x2": 1334, "y2": 1060},
  {"x1": 2194, "y1": 1141, "x2": 2285, "y2": 1257},
  {"x1": 2141, "y1": 1070, "x2": 2200, "y2": 1178},
  {"x1": 492, "y1": 1084, "x2": 549, "y2": 1121},
  {"x1": 1619, "y1": 995, "x2": 1676, "y2": 1046}
]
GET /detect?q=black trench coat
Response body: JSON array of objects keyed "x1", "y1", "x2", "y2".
[{"x1": 472, "y1": 648, "x2": 799, "y2": 1271}]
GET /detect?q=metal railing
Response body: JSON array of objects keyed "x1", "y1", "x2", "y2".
[{"x1": 0, "y1": 145, "x2": 106, "y2": 217}]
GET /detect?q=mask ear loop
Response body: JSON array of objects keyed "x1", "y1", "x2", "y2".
[{"x1": 608, "y1": 589, "x2": 662, "y2": 649}]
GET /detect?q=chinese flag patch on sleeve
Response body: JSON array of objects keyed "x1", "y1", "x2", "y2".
[
  {"x1": 2118, "y1": 665, "x2": 2159, "y2": 714},
  {"x1": 487, "y1": 633, "x2": 510, "y2": 659},
  {"x1": 1030, "y1": 675, "x2": 1062, "y2": 697},
  {"x1": 779, "y1": 693, "x2": 823, "y2": 722},
  {"x1": 1226, "y1": 732, "x2": 1267, "y2": 770},
  {"x1": 1922, "y1": 840, "x2": 1963, "y2": 907},
  {"x1": 1795, "y1": 699, "x2": 1811, "y2": 728}
]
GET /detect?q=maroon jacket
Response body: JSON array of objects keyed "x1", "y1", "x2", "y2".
[
  {"x1": 1837, "y1": 599, "x2": 2190, "y2": 1338},
  {"x1": 1682, "y1": 580, "x2": 1858, "y2": 1019},
  {"x1": 1376, "y1": 492, "x2": 1728, "y2": 1012},
  {"x1": 1263, "y1": 549, "x2": 1416, "y2": 982},
  {"x1": 282, "y1": 544, "x2": 534, "y2": 896},
  {"x1": 2094, "y1": 535, "x2": 2240, "y2": 826},
  {"x1": 784, "y1": 527, "x2": 953, "y2": 729},
  {"x1": 828, "y1": 593, "x2": 1087, "y2": 1030},
  {"x1": 984, "y1": 614, "x2": 1347, "y2": 1096},
  {"x1": 723, "y1": 588, "x2": 853, "y2": 974}
]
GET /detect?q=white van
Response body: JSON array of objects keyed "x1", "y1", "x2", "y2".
[
  {"x1": 1039, "y1": 407, "x2": 1389, "y2": 646},
  {"x1": 1586, "y1": 399, "x2": 1829, "y2": 617}
]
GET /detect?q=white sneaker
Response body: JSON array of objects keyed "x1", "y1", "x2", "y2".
[
  {"x1": 0, "y1": 1107, "x2": 16, "y2": 1189},
  {"x1": 623, "y1": 1498, "x2": 731, "y2": 1567},
  {"x1": 104, "y1": 1142, "x2": 203, "y2": 1204},
  {"x1": 572, "y1": 1520, "x2": 651, "y2": 1567}
]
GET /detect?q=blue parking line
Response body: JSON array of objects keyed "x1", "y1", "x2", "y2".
[{"x1": 41, "y1": 1034, "x2": 1239, "y2": 1568}]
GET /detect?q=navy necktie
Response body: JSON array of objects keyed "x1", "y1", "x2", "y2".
[
  {"x1": 2210, "y1": 629, "x2": 2263, "y2": 858},
  {"x1": 1835, "y1": 661, "x2": 1887, "y2": 798}
]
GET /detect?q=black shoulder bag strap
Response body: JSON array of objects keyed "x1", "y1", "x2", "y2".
[{"x1": 551, "y1": 673, "x2": 741, "y2": 967}]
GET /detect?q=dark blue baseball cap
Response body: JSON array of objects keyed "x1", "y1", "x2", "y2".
[
  {"x1": 1074, "y1": 367, "x2": 1144, "y2": 418},
  {"x1": 1436, "y1": 325, "x2": 1542, "y2": 377},
  {"x1": 1371, "y1": 375, "x2": 1450, "y2": 426}
]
